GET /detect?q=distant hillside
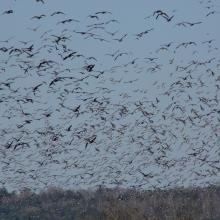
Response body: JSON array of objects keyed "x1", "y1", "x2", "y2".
[{"x1": 0, "y1": 186, "x2": 220, "y2": 220}]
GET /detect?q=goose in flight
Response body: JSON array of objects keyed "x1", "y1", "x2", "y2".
[
  {"x1": 153, "y1": 10, "x2": 169, "y2": 18},
  {"x1": 57, "y1": 18, "x2": 80, "y2": 24},
  {"x1": 135, "y1": 28, "x2": 154, "y2": 39},
  {"x1": 87, "y1": 14, "x2": 99, "y2": 20},
  {"x1": 95, "y1": 11, "x2": 112, "y2": 15},
  {"x1": 206, "y1": 10, "x2": 220, "y2": 17},
  {"x1": 2, "y1": 10, "x2": 13, "y2": 15},
  {"x1": 175, "y1": 21, "x2": 202, "y2": 27},
  {"x1": 153, "y1": 10, "x2": 174, "y2": 22},
  {"x1": 36, "y1": 0, "x2": 45, "y2": 3},
  {"x1": 31, "y1": 14, "x2": 46, "y2": 20},
  {"x1": 85, "y1": 135, "x2": 97, "y2": 149},
  {"x1": 113, "y1": 34, "x2": 127, "y2": 42},
  {"x1": 51, "y1": 11, "x2": 65, "y2": 16}
]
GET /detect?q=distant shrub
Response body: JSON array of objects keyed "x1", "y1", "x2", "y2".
[{"x1": 0, "y1": 185, "x2": 220, "y2": 219}]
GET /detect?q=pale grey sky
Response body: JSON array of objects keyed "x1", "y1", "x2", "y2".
[{"x1": 0, "y1": 0, "x2": 220, "y2": 192}]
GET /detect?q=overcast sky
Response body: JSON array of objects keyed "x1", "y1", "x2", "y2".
[{"x1": 0, "y1": 0, "x2": 220, "y2": 191}]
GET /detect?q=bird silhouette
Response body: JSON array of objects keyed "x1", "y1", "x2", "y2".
[
  {"x1": 113, "y1": 34, "x2": 127, "y2": 42},
  {"x1": 51, "y1": 11, "x2": 65, "y2": 16},
  {"x1": 2, "y1": 10, "x2": 13, "y2": 15}
]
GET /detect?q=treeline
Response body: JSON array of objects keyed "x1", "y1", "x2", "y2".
[{"x1": 0, "y1": 185, "x2": 220, "y2": 220}]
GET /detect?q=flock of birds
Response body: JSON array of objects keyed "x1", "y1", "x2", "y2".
[{"x1": 0, "y1": 0, "x2": 220, "y2": 192}]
